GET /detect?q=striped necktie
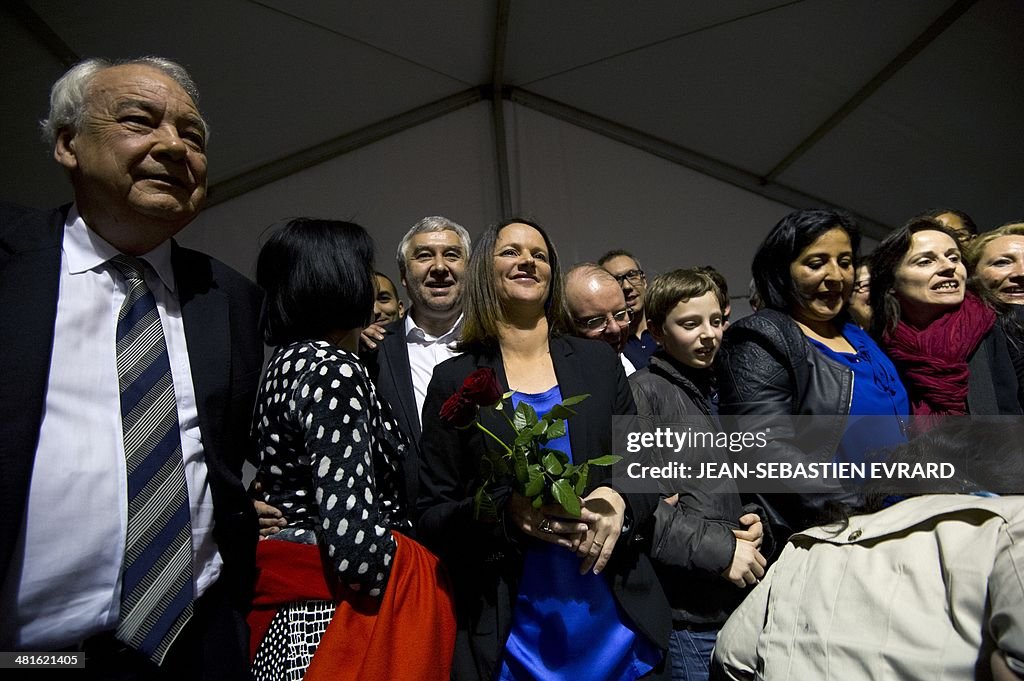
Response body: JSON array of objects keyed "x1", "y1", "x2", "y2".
[{"x1": 109, "y1": 255, "x2": 194, "y2": 665}]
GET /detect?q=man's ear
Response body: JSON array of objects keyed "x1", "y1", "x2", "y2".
[{"x1": 54, "y1": 129, "x2": 78, "y2": 170}]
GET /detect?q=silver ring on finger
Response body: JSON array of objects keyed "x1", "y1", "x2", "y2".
[{"x1": 538, "y1": 518, "x2": 555, "y2": 534}]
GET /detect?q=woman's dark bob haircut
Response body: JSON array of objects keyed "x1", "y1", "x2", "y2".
[
  {"x1": 257, "y1": 218, "x2": 375, "y2": 346},
  {"x1": 752, "y1": 208, "x2": 861, "y2": 313}
]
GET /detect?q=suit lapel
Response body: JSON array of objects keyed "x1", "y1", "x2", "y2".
[
  {"x1": 0, "y1": 210, "x2": 63, "y2": 443},
  {"x1": 549, "y1": 337, "x2": 590, "y2": 462},
  {"x1": 472, "y1": 346, "x2": 591, "y2": 458},
  {"x1": 173, "y1": 245, "x2": 230, "y2": 461},
  {"x1": 0, "y1": 208, "x2": 64, "y2": 577},
  {"x1": 380, "y1": 316, "x2": 421, "y2": 439},
  {"x1": 474, "y1": 353, "x2": 517, "y2": 451}
]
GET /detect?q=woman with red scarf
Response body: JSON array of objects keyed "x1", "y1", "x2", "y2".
[{"x1": 869, "y1": 216, "x2": 1022, "y2": 417}]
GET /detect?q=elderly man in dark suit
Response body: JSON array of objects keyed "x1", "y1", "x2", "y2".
[{"x1": 0, "y1": 57, "x2": 262, "y2": 680}]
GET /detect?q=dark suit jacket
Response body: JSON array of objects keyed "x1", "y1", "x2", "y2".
[
  {"x1": 416, "y1": 335, "x2": 670, "y2": 681},
  {"x1": 0, "y1": 204, "x2": 263, "y2": 675},
  {"x1": 363, "y1": 314, "x2": 423, "y2": 505}
]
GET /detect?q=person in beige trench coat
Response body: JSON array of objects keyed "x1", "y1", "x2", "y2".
[{"x1": 712, "y1": 422, "x2": 1024, "y2": 681}]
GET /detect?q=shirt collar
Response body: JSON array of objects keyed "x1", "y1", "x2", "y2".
[
  {"x1": 63, "y1": 203, "x2": 177, "y2": 293},
  {"x1": 404, "y1": 311, "x2": 463, "y2": 343}
]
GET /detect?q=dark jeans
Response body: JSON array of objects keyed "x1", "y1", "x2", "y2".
[{"x1": 668, "y1": 627, "x2": 718, "y2": 681}]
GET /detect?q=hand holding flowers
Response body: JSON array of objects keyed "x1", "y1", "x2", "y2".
[{"x1": 439, "y1": 368, "x2": 621, "y2": 521}]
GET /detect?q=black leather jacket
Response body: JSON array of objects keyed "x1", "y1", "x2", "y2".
[{"x1": 715, "y1": 310, "x2": 858, "y2": 539}]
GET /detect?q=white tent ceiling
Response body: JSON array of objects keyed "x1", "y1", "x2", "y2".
[{"x1": 3, "y1": 0, "x2": 1022, "y2": 304}]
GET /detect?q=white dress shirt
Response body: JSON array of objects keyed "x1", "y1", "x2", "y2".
[
  {"x1": 405, "y1": 313, "x2": 462, "y2": 428},
  {"x1": 0, "y1": 206, "x2": 221, "y2": 650},
  {"x1": 620, "y1": 353, "x2": 637, "y2": 376}
]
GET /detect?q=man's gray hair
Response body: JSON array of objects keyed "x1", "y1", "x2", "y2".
[
  {"x1": 40, "y1": 56, "x2": 208, "y2": 149},
  {"x1": 395, "y1": 216, "x2": 471, "y2": 276}
]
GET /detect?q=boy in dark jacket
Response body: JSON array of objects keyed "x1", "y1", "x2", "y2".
[{"x1": 628, "y1": 268, "x2": 766, "y2": 681}]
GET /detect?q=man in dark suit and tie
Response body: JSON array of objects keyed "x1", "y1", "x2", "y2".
[
  {"x1": 0, "y1": 57, "x2": 262, "y2": 680},
  {"x1": 361, "y1": 216, "x2": 471, "y2": 507}
]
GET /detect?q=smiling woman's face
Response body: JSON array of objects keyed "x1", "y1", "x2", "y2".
[
  {"x1": 974, "y1": 234, "x2": 1024, "y2": 305},
  {"x1": 787, "y1": 227, "x2": 854, "y2": 327},
  {"x1": 894, "y1": 229, "x2": 966, "y2": 323},
  {"x1": 493, "y1": 222, "x2": 551, "y2": 310}
]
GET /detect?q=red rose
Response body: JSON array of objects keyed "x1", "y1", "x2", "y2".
[
  {"x1": 461, "y1": 368, "x2": 503, "y2": 407},
  {"x1": 440, "y1": 393, "x2": 477, "y2": 428}
]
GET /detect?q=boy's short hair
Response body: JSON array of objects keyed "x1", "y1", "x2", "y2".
[
  {"x1": 693, "y1": 265, "x2": 729, "y2": 301},
  {"x1": 644, "y1": 268, "x2": 723, "y2": 328}
]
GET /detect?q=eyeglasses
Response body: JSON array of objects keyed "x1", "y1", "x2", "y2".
[
  {"x1": 610, "y1": 269, "x2": 645, "y2": 286},
  {"x1": 575, "y1": 309, "x2": 632, "y2": 332}
]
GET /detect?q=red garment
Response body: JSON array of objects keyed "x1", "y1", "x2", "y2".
[
  {"x1": 249, "y1": 533, "x2": 456, "y2": 681},
  {"x1": 882, "y1": 291, "x2": 995, "y2": 416}
]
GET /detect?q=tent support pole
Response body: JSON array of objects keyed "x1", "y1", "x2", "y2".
[
  {"x1": 4, "y1": 1, "x2": 78, "y2": 67},
  {"x1": 761, "y1": 0, "x2": 979, "y2": 184},
  {"x1": 206, "y1": 88, "x2": 483, "y2": 207},
  {"x1": 491, "y1": 0, "x2": 513, "y2": 218},
  {"x1": 510, "y1": 87, "x2": 892, "y2": 240}
]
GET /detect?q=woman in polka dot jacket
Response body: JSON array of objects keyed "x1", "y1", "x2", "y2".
[{"x1": 246, "y1": 219, "x2": 452, "y2": 680}]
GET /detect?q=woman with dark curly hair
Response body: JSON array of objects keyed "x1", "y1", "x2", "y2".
[{"x1": 716, "y1": 208, "x2": 910, "y2": 539}]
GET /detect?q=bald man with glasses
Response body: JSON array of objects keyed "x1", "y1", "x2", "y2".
[{"x1": 565, "y1": 263, "x2": 637, "y2": 375}]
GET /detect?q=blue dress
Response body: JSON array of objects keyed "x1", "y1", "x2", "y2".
[
  {"x1": 496, "y1": 386, "x2": 661, "y2": 681},
  {"x1": 808, "y1": 323, "x2": 910, "y2": 469}
]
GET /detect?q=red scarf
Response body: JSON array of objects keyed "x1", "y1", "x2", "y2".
[
  {"x1": 249, "y1": 534, "x2": 456, "y2": 681},
  {"x1": 882, "y1": 291, "x2": 995, "y2": 415}
]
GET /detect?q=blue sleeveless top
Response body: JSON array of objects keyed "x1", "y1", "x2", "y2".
[{"x1": 497, "y1": 386, "x2": 660, "y2": 681}]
